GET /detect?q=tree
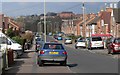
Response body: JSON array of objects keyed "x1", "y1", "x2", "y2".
[{"x1": 6, "y1": 28, "x2": 15, "y2": 38}]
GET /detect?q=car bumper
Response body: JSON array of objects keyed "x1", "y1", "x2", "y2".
[
  {"x1": 38, "y1": 56, "x2": 67, "y2": 61},
  {"x1": 91, "y1": 45, "x2": 104, "y2": 48},
  {"x1": 76, "y1": 44, "x2": 86, "y2": 47},
  {"x1": 13, "y1": 49, "x2": 23, "y2": 56},
  {"x1": 113, "y1": 49, "x2": 120, "y2": 53}
]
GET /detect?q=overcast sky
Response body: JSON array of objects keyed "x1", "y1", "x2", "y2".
[{"x1": 0, "y1": 1, "x2": 119, "y2": 17}]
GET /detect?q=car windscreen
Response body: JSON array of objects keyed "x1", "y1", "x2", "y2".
[
  {"x1": 92, "y1": 37, "x2": 102, "y2": 41},
  {"x1": 78, "y1": 39, "x2": 85, "y2": 42},
  {"x1": 10, "y1": 39, "x2": 17, "y2": 43},
  {"x1": 115, "y1": 38, "x2": 120, "y2": 43},
  {"x1": 43, "y1": 43, "x2": 64, "y2": 50},
  {"x1": 65, "y1": 38, "x2": 71, "y2": 40},
  {"x1": 0, "y1": 37, "x2": 7, "y2": 44},
  {"x1": 36, "y1": 35, "x2": 40, "y2": 37}
]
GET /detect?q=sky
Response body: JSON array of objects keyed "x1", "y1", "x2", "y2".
[
  {"x1": 0, "y1": 1, "x2": 119, "y2": 17},
  {"x1": 1, "y1": 0, "x2": 120, "y2": 2}
]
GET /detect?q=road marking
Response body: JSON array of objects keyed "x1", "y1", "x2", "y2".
[
  {"x1": 66, "y1": 66, "x2": 74, "y2": 73},
  {"x1": 87, "y1": 50, "x2": 96, "y2": 53}
]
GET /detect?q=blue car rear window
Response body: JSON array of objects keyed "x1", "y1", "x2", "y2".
[{"x1": 43, "y1": 44, "x2": 64, "y2": 50}]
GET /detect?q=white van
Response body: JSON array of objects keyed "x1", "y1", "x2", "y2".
[
  {"x1": 0, "y1": 32, "x2": 23, "y2": 58},
  {"x1": 7, "y1": 38, "x2": 23, "y2": 58},
  {"x1": 0, "y1": 36, "x2": 8, "y2": 75}
]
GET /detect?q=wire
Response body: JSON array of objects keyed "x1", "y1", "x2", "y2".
[
  {"x1": 63, "y1": 3, "x2": 82, "y2": 11},
  {"x1": 2, "y1": 3, "x2": 82, "y2": 15}
]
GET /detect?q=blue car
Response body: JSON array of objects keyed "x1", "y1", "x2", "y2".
[
  {"x1": 37, "y1": 42, "x2": 67, "y2": 66},
  {"x1": 57, "y1": 36, "x2": 63, "y2": 40}
]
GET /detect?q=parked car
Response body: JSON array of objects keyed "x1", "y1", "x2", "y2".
[
  {"x1": 35, "y1": 34, "x2": 41, "y2": 40},
  {"x1": 0, "y1": 36, "x2": 9, "y2": 74},
  {"x1": 64, "y1": 38, "x2": 72, "y2": 44},
  {"x1": 0, "y1": 32, "x2": 23, "y2": 59},
  {"x1": 7, "y1": 38, "x2": 23, "y2": 59},
  {"x1": 87, "y1": 37, "x2": 104, "y2": 50},
  {"x1": 75, "y1": 37, "x2": 82, "y2": 43},
  {"x1": 75, "y1": 38, "x2": 86, "y2": 49},
  {"x1": 105, "y1": 38, "x2": 113, "y2": 49},
  {"x1": 35, "y1": 37, "x2": 44, "y2": 52},
  {"x1": 48, "y1": 32, "x2": 52, "y2": 36},
  {"x1": 37, "y1": 42, "x2": 67, "y2": 66},
  {"x1": 107, "y1": 37, "x2": 120, "y2": 54},
  {"x1": 57, "y1": 36, "x2": 63, "y2": 40},
  {"x1": 53, "y1": 34, "x2": 58, "y2": 39}
]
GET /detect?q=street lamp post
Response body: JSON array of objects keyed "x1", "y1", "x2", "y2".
[
  {"x1": 82, "y1": 2, "x2": 86, "y2": 38},
  {"x1": 44, "y1": 0, "x2": 46, "y2": 42}
]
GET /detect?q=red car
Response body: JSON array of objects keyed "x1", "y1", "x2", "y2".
[{"x1": 107, "y1": 37, "x2": 120, "y2": 54}]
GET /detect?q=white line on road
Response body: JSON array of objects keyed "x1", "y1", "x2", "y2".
[{"x1": 66, "y1": 66, "x2": 74, "y2": 73}]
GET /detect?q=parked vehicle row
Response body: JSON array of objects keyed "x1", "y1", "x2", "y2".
[
  {"x1": 35, "y1": 33, "x2": 44, "y2": 52},
  {"x1": 52, "y1": 33, "x2": 120, "y2": 54}
]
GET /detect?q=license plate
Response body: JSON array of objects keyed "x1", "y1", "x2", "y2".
[{"x1": 49, "y1": 52, "x2": 59, "y2": 54}]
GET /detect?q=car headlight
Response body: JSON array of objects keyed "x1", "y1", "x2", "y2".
[
  {"x1": 18, "y1": 46, "x2": 22, "y2": 48},
  {"x1": 114, "y1": 47, "x2": 119, "y2": 50}
]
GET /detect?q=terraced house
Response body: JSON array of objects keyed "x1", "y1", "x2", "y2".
[
  {"x1": 0, "y1": 14, "x2": 21, "y2": 33},
  {"x1": 61, "y1": 3, "x2": 120, "y2": 38}
]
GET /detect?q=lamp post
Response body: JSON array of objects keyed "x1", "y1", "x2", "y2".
[
  {"x1": 44, "y1": 0, "x2": 46, "y2": 42},
  {"x1": 82, "y1": 2, "x2": 86, "y2": 38},
  {"x1": 80, "y1": 25, "x2": 82, "y2": 36},
  {"x1": 37, "y1": 22, "x2": 41, "y2": 33}
]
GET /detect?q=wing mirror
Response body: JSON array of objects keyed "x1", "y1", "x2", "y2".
[{"x1": 7, "y1": 41, "x2": 12, "y2": 45}]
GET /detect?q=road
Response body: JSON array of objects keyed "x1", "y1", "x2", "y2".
[{"x1": 4, "y1": 35, "x2": 119, "y2": 74}]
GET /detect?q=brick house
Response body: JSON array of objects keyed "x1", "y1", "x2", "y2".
[
  {"x1": 76, "y1": 13, "x2": 96, "y2": 37},
  {"x1": 103, "y1": 7, "x2": 120, "y2": 37},
  {"x1": 113, "y1": 8, "x2": 120, "y2": 37},
  {"x1": 0, "y1": 14, "x2": 21, "y2": 33},
  {"x1": 60, "y1": 12, "x2": 75, "y2": 35}
]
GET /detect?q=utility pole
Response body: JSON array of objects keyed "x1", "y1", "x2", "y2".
[
  {"x1": 82, "y1": 2, "x2": 86, "y2": 38},
  {"x1": 44, "y1": 0, "x2": 46, "y2": 42}
]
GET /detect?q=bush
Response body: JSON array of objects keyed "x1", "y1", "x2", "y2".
[
  {"x1": 6, "y1": 28, "x2": 15, "y2": 38},
  {"x1": 12, "y1": 36, "x2": 24, "y2": 45}
]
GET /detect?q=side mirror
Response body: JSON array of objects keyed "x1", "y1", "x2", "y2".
[{"x1": 7, "y1": 41, "x2": 12, "y2": 45}]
